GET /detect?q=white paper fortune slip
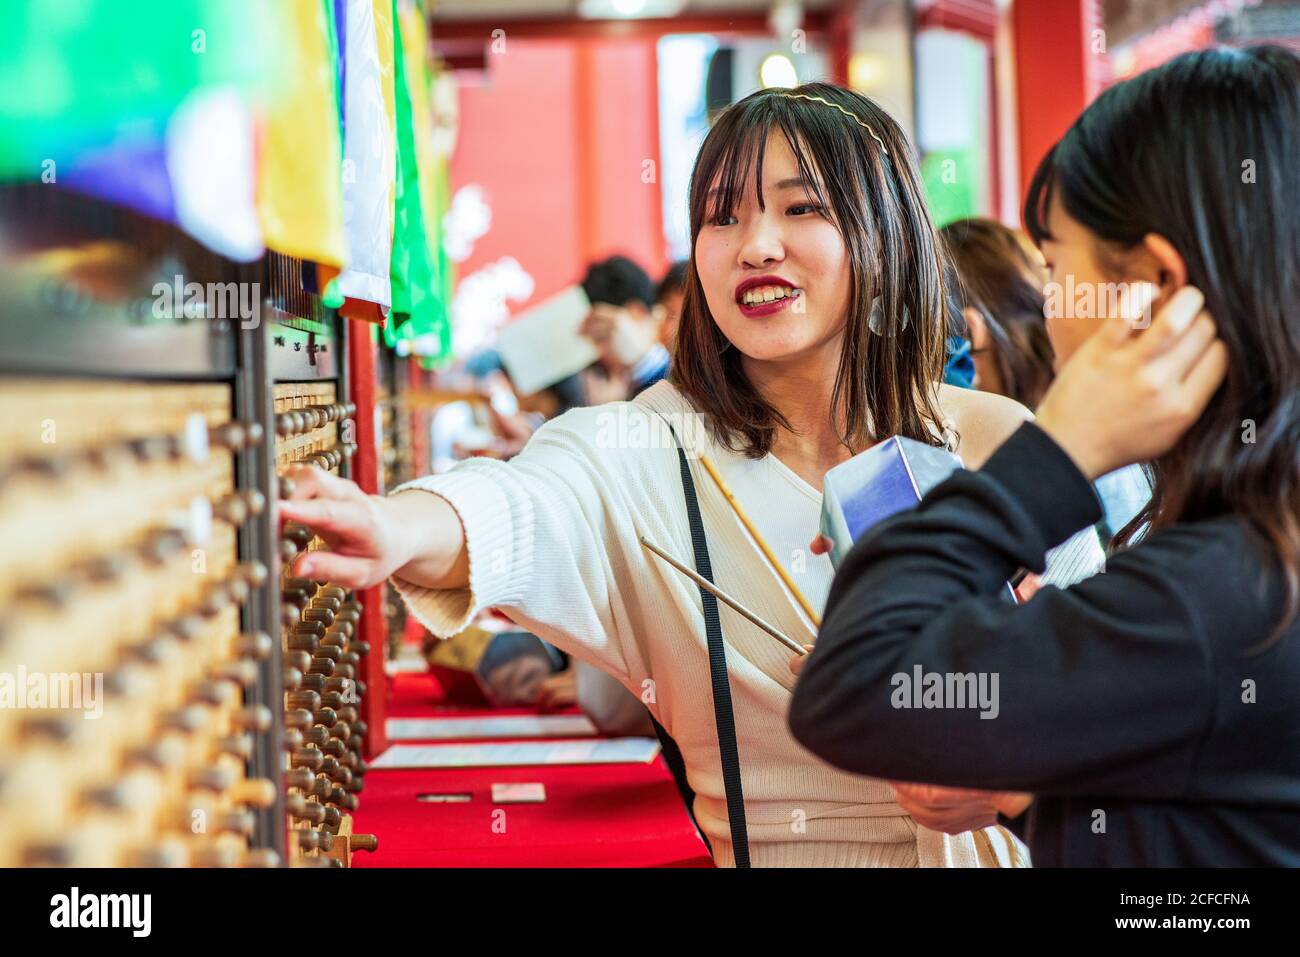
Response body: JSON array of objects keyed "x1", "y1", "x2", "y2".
[
  {"x1": 370, "y1": 738, "x2": 662, "y2": 770},
  {"x1": 491, "y1": 782, "x2": 547, "y2": 804},
  {"x1": 495, "y1": 285, "x2": 597, "y2": 396},
  {"x1": 386, "y1": 714, "x2": 598, "y2": 741},
  {"x1": 385, "y1": 654, "x2": 428, "y2": 676}
]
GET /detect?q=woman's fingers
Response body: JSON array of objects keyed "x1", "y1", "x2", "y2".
[
  {"x1": 1148, "y1": 310, "x2": 1218, "y2": 381},
  {"x1": 281, "y1": 464, "x2": 357, "y2": 502},
  {"x1": 916, "y1": 813, "x2": 995, "y2": 834},
  {"x1": 890, "y1": 782, "x2": 1032, "y2": 832},
  {"x1": 278, "y1": 497, "x2": 370, "y2": 542},
  {"x1": 1128, "y1": 286, "x2": 1205, "y2": 359},
  {"x1": 992, "y1": 791, "x2": 1034, "y2": 818},
  {"x1": 788, "y1": 644, "x2": 815, "y2": 675},
  {"x1": 291, "y1": 550, "x2": 378, "y2": 589},
  {"x1": 1013, "y1": 573, "x2": 1042, "y2": 602},
  {"x1": 893, "y1": 792, "x2": 998, "y2": 834},
  {"x1": 893, "y1": 782, "x2": 990, "y2": 807},
  {"x1": 1182, "y1": 337, "x2": 1231, "y2": 400}
]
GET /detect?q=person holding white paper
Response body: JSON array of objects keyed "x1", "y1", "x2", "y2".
[{"x1": 279, "y1": 83, "x2": 1102, "y2": 867}]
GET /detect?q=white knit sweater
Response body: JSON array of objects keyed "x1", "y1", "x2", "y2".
[{"x1": 391, "y1": 380, "x2": 1104, "y2": 867}]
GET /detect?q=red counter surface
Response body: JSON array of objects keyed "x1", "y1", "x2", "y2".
[{"x1": 350, "y1": 671, "x2": 713, "y2": 868}]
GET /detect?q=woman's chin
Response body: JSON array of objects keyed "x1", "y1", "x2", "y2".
[{"x1": 731, "y1": 335, "x2": 824, "y2": 364}]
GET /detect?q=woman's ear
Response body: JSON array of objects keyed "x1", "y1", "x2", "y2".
[
  {"x1": 1141, "y1": 233, "x2": 1188, "y2": 300},
  {"x1": 962, "y1": 307, "x2": 989, "y2": 350}
]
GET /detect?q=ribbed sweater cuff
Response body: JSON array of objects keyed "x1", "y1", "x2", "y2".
[{"x1": 387, "y1": 461, "x2": 533, "y2": 637}]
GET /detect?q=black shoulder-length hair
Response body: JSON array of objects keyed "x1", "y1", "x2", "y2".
[
  {"x1": 1025, "y1": 45, "x2": 1300, "y2": 643},
  {"x1": 670, "y1": 82, "x2": 949, "y2": 458}
]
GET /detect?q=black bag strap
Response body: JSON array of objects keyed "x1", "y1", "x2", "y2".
[{"x1": 659, "y1": 415, "x2": 750, "y2": 867}]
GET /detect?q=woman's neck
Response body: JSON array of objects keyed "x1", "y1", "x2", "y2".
[{"x1": 743, "y1": 346, "x2": 856, "y2": 489}]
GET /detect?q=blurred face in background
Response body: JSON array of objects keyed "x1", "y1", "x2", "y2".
[
  {"x1": 693, "y1": 131, "x2": 852, "y2": 368},
  {"x1": 580, "y1": 300, "x2": 658, "y2": 371},
  {"x1": 654, "y1": 288, "x2": 684, "y2": 348}
]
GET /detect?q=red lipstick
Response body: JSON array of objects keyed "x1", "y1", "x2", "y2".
[{"x1": 734, "y1": 275, "x2": 802, "y2": 318}]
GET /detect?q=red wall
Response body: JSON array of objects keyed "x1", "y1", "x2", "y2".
[
  {"x1": 450, "y1": 37, "x2": 667, "y2": 318},
  {"x1": 1012, "y1": 0, "x2": 1106, "y2": 213}
]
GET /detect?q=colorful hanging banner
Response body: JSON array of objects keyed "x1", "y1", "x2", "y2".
[
  {"x1": 0, "y1": 0, "x2": 277, "y2": 261},
  {"x1": 255, "y1": 0, "x2": 346, "y2": 266},
  {"x1": 334, "y1": 0, "x2": 397, "y2": 308}
]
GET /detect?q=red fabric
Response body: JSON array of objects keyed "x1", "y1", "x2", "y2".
[{"x1": 351, "y1": 673, "x2": 714, "y2": 868}]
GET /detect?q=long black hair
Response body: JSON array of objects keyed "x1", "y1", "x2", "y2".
[{"x1": 1025, "y1": 45, "x2": 1300, "y2": 642}]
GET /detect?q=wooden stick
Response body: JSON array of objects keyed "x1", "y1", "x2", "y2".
[
  {"x1": 639, "y1": 536, "x2": 807, "y2": 655},
  {"x1": 698, "y1": 455, "x2": 822, "y2": 627}
]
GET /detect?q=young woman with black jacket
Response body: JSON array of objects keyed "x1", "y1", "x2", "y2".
[{"x1": 789, "y1": 45, "x2": 1300, "y2": 867}]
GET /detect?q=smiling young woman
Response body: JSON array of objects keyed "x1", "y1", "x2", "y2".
[
  {"x1": 277, "y1": 82, "x2": 1103, "y2": 868},
  {"x1": 678, "y1": 87, "x2": 953, "y2": 472}
]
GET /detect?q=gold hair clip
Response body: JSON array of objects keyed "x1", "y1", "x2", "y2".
[{"x1": 780, "y1": 92, "x2": 890, "y2": 156}]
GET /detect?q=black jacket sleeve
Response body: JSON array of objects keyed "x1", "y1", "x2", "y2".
[{"x1": 789, "y1": 422, "x2": 1218, "y2": 799}]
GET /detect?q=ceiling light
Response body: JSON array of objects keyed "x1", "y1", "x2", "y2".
[{"x1": 760, "y1": 53, "x2": 798, "y2": 89}]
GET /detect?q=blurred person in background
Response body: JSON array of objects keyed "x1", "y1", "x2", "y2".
[
  {"x1": 579, "y1": 255, "x2": 671, "y2": 398},
  {"x1": 941, "y1": 260, "x2": 977, "y2": 389},
  {"x1": 941, "y1": 218, "x2": 1055, "y2": 407},
  {"x1": 449, "y1": 350, "x2": 632, "y2": 717},
  {"x1": 654, "y1": 260, "x2": 688, "y2": 350}
]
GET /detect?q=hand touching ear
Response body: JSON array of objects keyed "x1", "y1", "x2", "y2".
[{"x1": 1036, "y1": 286, "x2": 1228, "y2": 480}]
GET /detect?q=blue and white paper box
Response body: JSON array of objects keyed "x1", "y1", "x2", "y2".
[
  {"x1": 819, "y1": 436, "x2": 1104, "y2": 602},
  {"x1": 820, "y1": 436, "x2": 963, "y2": 569}
]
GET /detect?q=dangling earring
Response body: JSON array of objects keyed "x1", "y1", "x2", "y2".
[
  {"x1": 867, "y1": 296, "x2": 911, "y2": 337},
  {"x1": 717, "y1": 338, "x2": 733, "y2": 355},
  {"x1": 868, "y1": 297, "x2": 884, "y2": 335}
]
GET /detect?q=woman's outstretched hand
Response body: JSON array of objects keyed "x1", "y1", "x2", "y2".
[
  {"x1": 1035, "y1": 286, "x2": 1229, "y2": 481},
  {"x1": 277, "y1": 465, "x2": 415, "y2": 589}
]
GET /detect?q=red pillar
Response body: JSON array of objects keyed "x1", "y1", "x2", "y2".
[
  {"x1": 828, "y1": 0, "x2": 858, "y2": 88},
  {"x1": 346, "y1": 321, "x2": 389, "y2": 759},
  {"x1": 1012, "y1": 0, "x2": 1106, "y2": 215},
  {"x1": 406, "y1": 356, "x2": 429, "y2": 475}
]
